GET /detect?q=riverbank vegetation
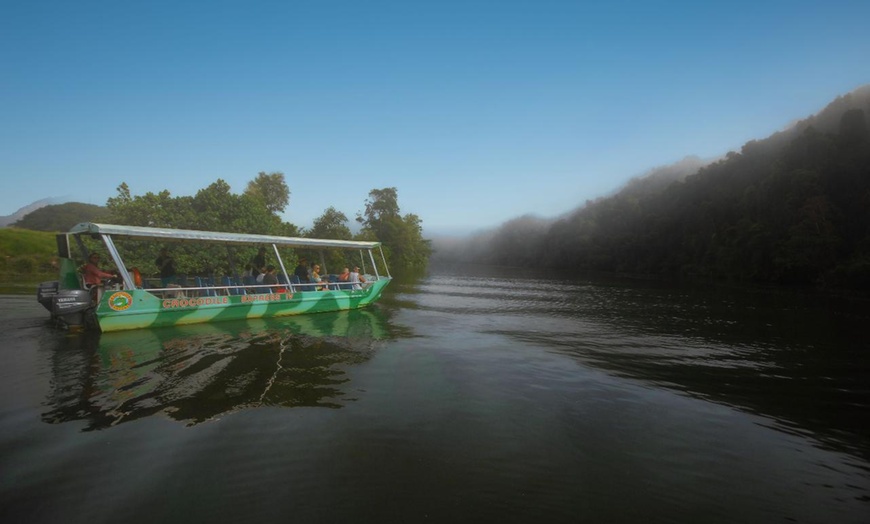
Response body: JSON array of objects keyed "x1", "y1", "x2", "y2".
[
  {"x1": 0, "y1": 228, "x2": 58, "y2": 291},
  {"x1": 2, "y1": 173, "x2": 430, "y2": 292}
]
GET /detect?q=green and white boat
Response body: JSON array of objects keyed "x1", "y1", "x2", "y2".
[{"x1": 36, "y1": 222, "x2": 392, "y2": 332}]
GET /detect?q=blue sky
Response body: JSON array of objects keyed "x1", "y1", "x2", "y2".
[{"x1": 2, "y1": 1, "x2": 868, "y2": 235}]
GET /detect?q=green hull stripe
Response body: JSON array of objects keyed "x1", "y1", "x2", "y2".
[{"x1": 95, "y1": 279, "x2": 391, "y2": 332}]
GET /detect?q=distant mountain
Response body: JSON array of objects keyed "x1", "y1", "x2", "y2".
[
  {"x1": 0, "y1": 198, "x2": 69, "y2": 227},
  {"x1": 12, "y1": 202, "x2": 110, "y2": 232}
]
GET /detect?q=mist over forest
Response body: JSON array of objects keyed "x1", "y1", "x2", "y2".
[{"x1": 432, "y1": 85, "x2": 870, "y2": 291}]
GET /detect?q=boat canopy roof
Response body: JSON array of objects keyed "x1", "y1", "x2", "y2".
[{"x1": 68, "y1": 222, "x2": 382, "y2": 250}]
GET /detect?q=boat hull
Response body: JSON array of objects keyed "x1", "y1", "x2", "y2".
[{"x1": 94, "y1": 279, "x2": 391, "y2": 332}]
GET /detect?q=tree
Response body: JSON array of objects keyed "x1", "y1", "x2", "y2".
[
  {"x1": 106, "y1": 183, "x2": 183, "y2": 228},
  {"x1": 245, "y1": 172, "x2": 290, "y2": 214},
  {"x1": 105, "y1": 176, "x2": 298, "y2": 278},
  {"x1": 356, "y1": 187, "x2": 399, "y2": 230},
  {"x1": 307, "y1": 207, "x2": 353, "y2": 272},
  {"x1": 357, "y1": 187, "x2": 431, "y2": 272},
  {"x1": 310, "y1": 207, "x2": 352, "y2": 240},
  {"x1": 107, "y1": 177, "x2": 286, "y2": 235}
]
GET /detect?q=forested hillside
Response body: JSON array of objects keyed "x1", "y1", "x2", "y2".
[
  {"x1": 438, "y1": 86, "x2": 870, "y2": 291},
  {"x1": 0, "y1": 198, "x2": 66, "y2": 227},
  {"x1": 13, "y1": 202, "x2": 110, "y2": 231}
]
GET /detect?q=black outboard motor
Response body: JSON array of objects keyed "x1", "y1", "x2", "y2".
[
  {"x1": 52, "y1": 289, "x2": 95, "y2": 328},
  {"x1": 37, "y1": 281, "x2": 60, "y2": 312}
]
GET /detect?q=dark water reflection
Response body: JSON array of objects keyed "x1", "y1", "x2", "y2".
[
  {"x1": 422, "y1": 264, "x2": 870, "y2": 461},
  {"x1": 42, "y1": 309, "x2": 398, "y2": 430},
  {"x1": 1, "y1": 267, "x2": 869, "y2": 524}
]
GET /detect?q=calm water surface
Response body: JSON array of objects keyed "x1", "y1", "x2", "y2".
[{"x1": 1, "y1": 266, "x2": 868, "y2": 523}]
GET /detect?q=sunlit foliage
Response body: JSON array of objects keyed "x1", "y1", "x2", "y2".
[
  {"x1": 103, "y1": 177, "x2": 430, "y2": 276},
  {"x1": 356, "y1": 187, "x2": 431, "y2": 272},
  {"x1": 244, "y1": 171, "x2": 291, "y2": 214},
  {"x1": 305, "y1": 206, "x2": 354, "y2": 272}
]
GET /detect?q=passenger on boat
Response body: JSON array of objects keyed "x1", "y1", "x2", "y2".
[
  {"x1": 127, "y1": 267, "x2": 143, "y2": 288},
  {"x1": 155, "y1": 248, "x2": 177, "y2": 287},
  {"x1": 262, "y1": 265, "x2": 279, "y2": 286},
  {"x1": 294, "y1": 258, "x2": 311, "y2": 283},
  {"x1": 311, "y1": 264, "x2": 327, "y2": 291},
  {"x1": 252, "y1": 247, "x2": 267, "y2": 273},
  {"x1": 82, "y1": 253, "x2": 117, "y2": 287},
  {"x1": 338, "y1": 267, "x2": 350, "y2": 282},
  {"x1": 349, "y1": 266, "x2": 367, "y2": 290}
]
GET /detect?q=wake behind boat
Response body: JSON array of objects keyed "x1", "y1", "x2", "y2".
[{"x1": 36, "y1": 223, "x2": 392, "y2": 332}]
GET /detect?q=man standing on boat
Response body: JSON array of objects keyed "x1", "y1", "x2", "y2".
[
  {"x1": 294, "y1": 257, "x2": 311, "y2": 283},
  {"x1": 252, "y1": 247, "x2": 267, "y2": 274},
  {"x1": 155, "y1": 247, "x2": 177, "y2": 287}
]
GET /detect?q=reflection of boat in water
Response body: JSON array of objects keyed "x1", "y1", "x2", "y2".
[
  {"x1": 37, "y1": 222, "x2": 392, "y2": 332},
  {"x1": 115, "y1": 306, "x2": 391, "y2": 343},
  {"x1": 42, "y1": 308, "x2": 391, "y2": 430}
]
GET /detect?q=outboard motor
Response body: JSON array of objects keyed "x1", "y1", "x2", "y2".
[
  {"x1": 52, "y1": 289, "x2": 95, "y2": 328},
  {"x1": 37, "y1": 281, "x2": 60, "y2": 312}
]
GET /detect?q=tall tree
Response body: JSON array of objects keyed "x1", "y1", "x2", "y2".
[
  {"x1": 106, "y1": 183, "x2": 185, "y2": 228},
  {"x1": 358, "y1": 187, "x2": 400, "y2": 225},
  {"x1": 310, "y1": 206, "x2": 352, "y2": 240},
  {"x1": 357, "y1": 187, "x2": 431, "y2": 271},
  {"x1": 245, "y1": 172, "x2": 290, "y2": 214},
  {"x1": 307, "y1": 207, "x2": 354, "y2": 272}
]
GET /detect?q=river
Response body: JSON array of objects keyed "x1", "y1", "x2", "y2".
[{"x1": 1, "y1": 266, "x2": 868, "y2": 523}]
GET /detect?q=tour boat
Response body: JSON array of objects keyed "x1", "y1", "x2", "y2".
[{"x1": 36, "y1": 222, "x2": 392, "y2": 332}]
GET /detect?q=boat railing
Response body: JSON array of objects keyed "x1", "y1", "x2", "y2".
[{"x1": 138, "y1": 277, "x2": 375, "y2": 298}]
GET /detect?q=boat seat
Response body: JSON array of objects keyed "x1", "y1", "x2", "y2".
[
  {"x1": 222, "y1": 276, "x2": 245, "y2": 295},
  {"x1": 195, "y1": 276, "x2": 217, "y2": 297}
]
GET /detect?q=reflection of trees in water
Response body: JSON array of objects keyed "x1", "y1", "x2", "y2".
[
  {"x1": 42, "y1": 307, "x2": 403, "y2": 430},
  {"x1": 406, "y1": 267, "x2": 868, "y2": 461},
  {"x1": 495, "y1": 281, "x2": 870, "y2": 462}
]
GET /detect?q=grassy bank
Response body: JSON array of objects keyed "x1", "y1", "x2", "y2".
[{"x1": 0, "y1": 228, "x2": 59, "y2": 294}]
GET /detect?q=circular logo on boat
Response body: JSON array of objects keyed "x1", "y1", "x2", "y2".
[{"x1": 108, "y1": 291, "x2": 133, "y2": 311}]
